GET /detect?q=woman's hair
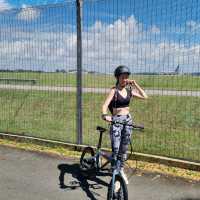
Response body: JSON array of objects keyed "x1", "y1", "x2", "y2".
[{"x1": 115, "y1": 79, "x2": 119, "y2": 86}]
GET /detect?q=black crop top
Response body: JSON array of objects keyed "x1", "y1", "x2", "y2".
[{"x1": 108, "y1": 87, "x2": 132, "y2": 114}]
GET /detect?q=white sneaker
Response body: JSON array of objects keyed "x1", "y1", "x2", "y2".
[
  {"x1": 120, "y1": 168, "x2": 129, "y2": 185},
  {"x1": 114, "y1": 181, "x2": 121, "y2": 193}
]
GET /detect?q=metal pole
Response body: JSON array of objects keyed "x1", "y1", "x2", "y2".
[{"x1": 76, "y1": 0, "x2": 83, "y2": 144}]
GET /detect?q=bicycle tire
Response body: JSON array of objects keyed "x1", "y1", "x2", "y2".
[{"x1": 107, "y1": 175, "x2": 128, "y2": 200}]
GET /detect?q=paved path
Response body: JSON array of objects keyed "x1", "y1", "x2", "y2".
[
  {"x1": 0, "y1": 84, "x2": 200, "y2": 97},
  {"x1": 0, "y1": 145, "x2": 200, "y2": 200}
]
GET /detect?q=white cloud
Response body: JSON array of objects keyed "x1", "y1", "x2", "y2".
[
  {"x1": 150, "y1": 25, "x2": 160, "y2": 34},
  {"x1": 0, "y1": 0, "x2": 11, "y2": 11},
  {"x1": 0, "y1": 14, "x2": 200, "y2": 73},
  {"x1": 186, "y1": 20, "x2": 200, "y2": 32},
  {"x1": 80, "y1": 16, "x2": 200, "y2": 73},
  {"x1": 17, "y1": 6, "x2": 40, "y2": 21},
  {"x1": 22, "y1": 4, "x2": 28, "y2": 9}
]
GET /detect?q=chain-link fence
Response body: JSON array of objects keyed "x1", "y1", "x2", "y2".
[
  {"x1": 0, "y1": 0, "x2": 199, "y2": 162},
  {"x1": 0, "y1": 2, "x2": 77, "y2": 143}
]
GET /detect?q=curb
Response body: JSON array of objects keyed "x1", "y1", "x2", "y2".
[{"x1": 0, "y1": 132, "x2": 200, "y2": 172}]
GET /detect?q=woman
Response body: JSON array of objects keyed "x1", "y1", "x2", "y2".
[{"x1": 101, "y1": 65, "x2": 148, "y2": 185}]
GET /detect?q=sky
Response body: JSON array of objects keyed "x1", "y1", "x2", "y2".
[
  {"x1": 1, "y1": 0, "x2": 64, "y2": 8},
  {"x1": 0, "y1": 0, "x2": 200, "y2": 73}
]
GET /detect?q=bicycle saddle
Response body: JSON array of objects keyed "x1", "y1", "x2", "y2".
[{"x1": 96, "y1": 126, "x2": 107, "y2": 132}]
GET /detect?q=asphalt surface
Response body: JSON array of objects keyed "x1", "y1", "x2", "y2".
[
  {"x1": 0, "y1": 145, "x2": 200, "y2": 200},
  {"x1": 0, "y1": 84, "x2": 200, "y2": 97}
]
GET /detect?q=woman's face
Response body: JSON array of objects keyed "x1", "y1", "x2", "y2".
[{"x1": 118, "y1": 73, "x2": 129, "y2": 87}]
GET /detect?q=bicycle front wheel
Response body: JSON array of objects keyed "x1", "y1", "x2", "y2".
[{"x1": 107, "y1": 175, "x2": 128, "y2": 200}]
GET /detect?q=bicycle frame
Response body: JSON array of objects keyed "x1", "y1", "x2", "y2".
[
  {"x1": 94, "y1": 146, "x2": 113, "y2": 170},
  {"x1": 94, "y1": 121, "x2": 144, "y2": 171},
  {"x1": 93, "y1": 126, "x2": 114, "y2": 170}
]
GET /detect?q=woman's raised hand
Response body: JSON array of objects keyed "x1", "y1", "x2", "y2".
[{"x1": 125, "y1": 79, "x2": 136, "y2": 86}]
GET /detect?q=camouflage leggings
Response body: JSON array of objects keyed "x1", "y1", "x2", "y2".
[{"x1": 110, "y1": 113, "x2": 133, "y2": 167}]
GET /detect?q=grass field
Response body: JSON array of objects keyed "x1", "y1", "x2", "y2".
[
  {"x1": 0, "y1": 72, "x2": 200, "y2": 90},
  {"x1": 0, "y1": 89, "x2": 199, "y2": 161}
]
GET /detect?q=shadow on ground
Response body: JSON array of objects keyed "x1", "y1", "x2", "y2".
[
  {"x1": 175, "y1": 199, "x2": 200, "y2": 200},
  {"x1": 58, "y1": 163, "x2": 111, "y2": 200}
]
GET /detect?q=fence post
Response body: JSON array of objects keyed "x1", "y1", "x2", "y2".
[{"x1": 76, "y1": 0, "x2": 83, "y2": 144}]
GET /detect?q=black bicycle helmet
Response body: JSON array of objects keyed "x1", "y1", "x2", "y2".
[{"x1": 114, "y1": 65, "x2": 131, "y2": 77}]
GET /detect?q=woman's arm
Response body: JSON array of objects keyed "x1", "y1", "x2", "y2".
[
  {"x1": 102, "y1": 88, "x2": 115, "y2": 121},
  {"x1": 127, "y1": 80, "x2": 148, "y2": 99}
]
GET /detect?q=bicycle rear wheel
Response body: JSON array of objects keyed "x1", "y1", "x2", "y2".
[
  {"x1": 79, "y1": 147, "x2": 96, "y2": 178},
  {"x1": 107, "y1": 175, "x2": 128, "y2": 200}
]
